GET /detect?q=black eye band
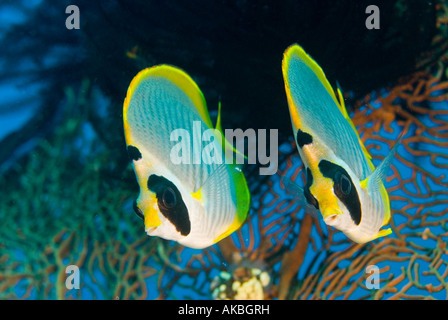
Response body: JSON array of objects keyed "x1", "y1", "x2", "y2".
[
  {"x1": 318, "y1": 160, "x2": 361, "y2": 225},
  {"x1": 147, "y1": 174, "x2": 190, "y2": 236}
]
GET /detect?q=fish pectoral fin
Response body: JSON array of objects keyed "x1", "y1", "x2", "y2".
[
  {"x1": 360, "y1": 133, "x2": 403, "y2": 193},
  {"x1": 281, "y1": 175, "x2": 304, "y2": 198},
  {"x1": 281, "y1": 175, "x2": 320, "y2": 218},
  {"x1": 191, "y1": 188, "x2": 203, "y2": 202},
  {"x1": 373, "y1": 228, "x2": 393, "y2": 240},
  {"x1": 193, "y1": 163, "x2": 228, "y2": 194}
]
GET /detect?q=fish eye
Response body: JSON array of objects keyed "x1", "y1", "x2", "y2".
[
  {"x1": 162, "y1": 187, "x2": 177, "y2": 209},
  {"x1": 133, "y1": 200, "x2": 144, "y2": 220},
  {"x1": 338, "y1": 173, "x2": 351, "y2": 195}
]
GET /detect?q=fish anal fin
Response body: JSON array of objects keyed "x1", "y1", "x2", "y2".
[
  {"x1": 214, "y1": 220, "x2": 243, "y2": 243},
  {"x1": 373, "y1": 228, "x2": 392, "y2": 241}
]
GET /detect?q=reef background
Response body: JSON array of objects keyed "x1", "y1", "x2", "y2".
[{"x1": 0, "y1": 0, "x2": 447, "y2": 299}]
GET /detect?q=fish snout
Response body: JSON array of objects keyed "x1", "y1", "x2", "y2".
[
  {"x1": 134, "y1": 197, "x2": 162, "y2": 230},
  {"x1": 145, "y1": 226, "x2": 158, "y2": 235},
  {"x1": 322, "y1": 207, "x2": 342, "y2": 226}
]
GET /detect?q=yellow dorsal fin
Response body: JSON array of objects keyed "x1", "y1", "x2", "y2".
[
  {"x1": 216, "y1": 100, "x2": 223, "y2": 134},
  {"x1": 336, "y1": 84, "x2": 349, "y2": 118}
]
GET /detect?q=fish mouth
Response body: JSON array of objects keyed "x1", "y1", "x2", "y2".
[
  {"x1": 145, "y1": 226, "x2": 158, "y2": 235},
  {"x1": 324, "y1": 214, "x2": 339, "y2": 226},
  {"x1": 322, "y1": 208, "x2": 342, "y2": 226}
]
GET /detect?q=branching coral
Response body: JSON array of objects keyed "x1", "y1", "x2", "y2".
[
  {"x1": 0, "y1": 84, "x2": 164, "y2": 300},
  {"x1": 1, "y1": 0, "x2": 447, "y2": 301}
]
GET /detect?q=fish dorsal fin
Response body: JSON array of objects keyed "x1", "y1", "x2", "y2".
[
  {"x1": 360, "y1": 134, "x2": 403, "y2": 193},
  {"x1": 214, "y1": 101, "x2": 247, "y2": 162},
  {"x1": 216, "y1": 100, "x2": 223, "y2": 134},
  {"x1": 283, "y1": 44, "x2": 340, "y2": 109},
  {"x1": 334, "y1": 82, "x2": 373, "y2": 163},
  {"x1": 335, "y1": 82, "x2": 349, "y2": 118},
  {"x1": 124, "y1": 64, "x2": 214, "y2": 129}
]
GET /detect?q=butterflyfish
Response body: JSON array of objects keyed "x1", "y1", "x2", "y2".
[
  {"x1": 282, "y1": 44, "x2": 400, "y2": 244},
  {"x1": 123, "y1": 65, "x2": 250, "y2": 249}
]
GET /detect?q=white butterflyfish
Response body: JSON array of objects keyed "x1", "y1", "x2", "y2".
[
  {"x1": 123, "y1": 65, "x2": 250, "y2": 249},
  {"x1": 282, "y1": 44, "x2": 400, "y2": 244}
]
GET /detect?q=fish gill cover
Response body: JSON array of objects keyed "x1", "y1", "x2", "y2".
[{"x1": 0, "y1": 0, "x2": 447, "y2": 300}]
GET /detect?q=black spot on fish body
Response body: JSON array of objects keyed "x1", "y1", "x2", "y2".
[
  {"x1": 296, "y1": 129, "x2": 313, "y2": 148},
  {"x1": 127, "y1": 145, "x2": 142, "y2": 161},
  {"x1": 147, "y1": 174, "x2": 190, "y2": 236},
  {"x1": 318, "y1": 160, "x2": 361, "y2": 225},
  {"x1": 304, "y1": 167, "x2": 319, "y2": 210}
]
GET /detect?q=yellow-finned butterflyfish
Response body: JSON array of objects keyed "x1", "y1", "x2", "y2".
[
  {"x1": 282, "y1": 44, "x2": 401, "y2": 244},
  {"x1": 123, "y1": 65, "x2": 250, "y2": 249}
]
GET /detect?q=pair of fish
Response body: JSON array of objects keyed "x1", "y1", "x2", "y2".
[{"x1": 123, "y1": 44, "x2": 398, "y2": 249}]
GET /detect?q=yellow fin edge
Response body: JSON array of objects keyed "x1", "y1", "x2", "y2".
[
  {"x1": 282, "y1": 44, "x2": 373, "y2": 166},
  {"x1": 283, "y1": 44, "x2": 340, "y2": 110},
  {"x1": 123, "y1": 65, "x2": 214, "y2": 134},
  {"x1": 213, "y1": 165, "x2": 250, "y2": 244}
]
